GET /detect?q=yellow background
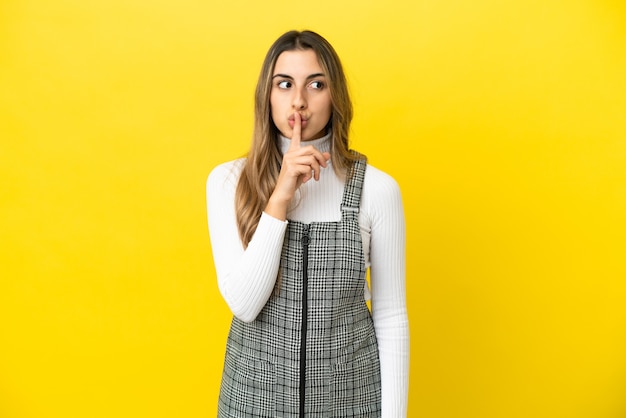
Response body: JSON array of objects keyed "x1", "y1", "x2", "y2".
[{"x1": 1, "y1": 0, "x2": 625, "y2": 417}]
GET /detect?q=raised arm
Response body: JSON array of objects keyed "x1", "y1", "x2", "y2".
[
  {"x1": 207, "y1": 113, "x2": 330, "y2": 322},
  {"x1": 207, "y1": 163, "x2": 287, "y2": 322}
]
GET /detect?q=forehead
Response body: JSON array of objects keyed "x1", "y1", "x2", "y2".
[{"x1": 273, "y1": 49, "x2": 324, "y2": 76}]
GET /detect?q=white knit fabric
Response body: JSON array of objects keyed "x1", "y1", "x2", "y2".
[{"x1": 207, "y1": 133, "x2": 409, "y2": 417}]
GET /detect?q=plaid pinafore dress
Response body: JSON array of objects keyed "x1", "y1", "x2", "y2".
[{"x1": 218, "y1": 158, "x2": 382, "y2": 417}]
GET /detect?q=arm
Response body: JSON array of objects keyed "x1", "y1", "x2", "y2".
[
  {"x1": 207, "y1": 116, "x2": 329, "y2": 322},
  {"x1": 206, "y1": 161, "x2": 287, "y2": 322},
  {"x1": 365, "y1": 167, "x2": 410, "y2": 417}
]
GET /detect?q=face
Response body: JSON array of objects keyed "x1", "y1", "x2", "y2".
[{"x1": 270, "y1": 49, "x2": 332, "y2": 141}]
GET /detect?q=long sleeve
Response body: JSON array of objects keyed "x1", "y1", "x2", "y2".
[
  {"x1": 363, "y1": 166, "x2": 410, "y2": 417},
  {"x1": 206, "y1": 160, "x2": 288, "y2": 322}
]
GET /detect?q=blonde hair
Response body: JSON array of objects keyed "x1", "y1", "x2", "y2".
[{"x1": 235, "y1": 30, "x2": 363, "y2": 247}]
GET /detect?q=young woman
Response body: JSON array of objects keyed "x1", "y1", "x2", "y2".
[{"x1": 207, "y1": 30, "x2": 409, "y2": 417}]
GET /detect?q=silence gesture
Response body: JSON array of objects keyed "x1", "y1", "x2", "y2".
[{"x1": 264, "y1": 112, "x2": 331, "y2": 221}]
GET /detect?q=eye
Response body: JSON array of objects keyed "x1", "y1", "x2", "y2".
[
  {"x1": 277, "y1": 80, "x2": 292, "y2": 89},
  {"x1": 309, "y1": 81, "x2": 324, "y2": 89}
]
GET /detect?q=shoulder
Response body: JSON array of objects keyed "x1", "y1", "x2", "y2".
[
  {"x1": 363, "y1": 163, "x2": 402, "y2": 198},
  {"x1": 360, "y1": 163, "x2": 404, "y2": 222},
  {"x1": 207, "y1": 158, "x2": 246, "y2": 190}
]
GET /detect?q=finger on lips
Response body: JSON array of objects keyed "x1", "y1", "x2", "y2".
[
  {"x1": 285, "y1": 111, "x2": 330, "y2": 184},
  {"x1": 289, "y1": 112, "x2": 301, "y2": 150}
]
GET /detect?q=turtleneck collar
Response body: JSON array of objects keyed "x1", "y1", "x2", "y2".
[{"x1": 278, "y1": 131, "x2": 332, "y2": 155}]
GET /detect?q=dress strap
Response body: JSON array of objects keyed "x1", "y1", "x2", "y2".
[{"x1": 340, "y1": 155, "x2": 367, "y2": 221}]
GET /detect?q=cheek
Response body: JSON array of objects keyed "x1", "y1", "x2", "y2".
[
  {"x1": 321, "y1": 93, "x2": 332, "y2": 112},
  {"x1": 269, "y1": 90, "x2": 283, "y2": 109},
  {"x1": 269, "y1": 98, "x2": 280, "y2": 123},
  {"x1": 321, "y1": 98, "x2": 333, "y2": 119},
  {"x1": 269, "y1": 95, "x2": 277, "y2": 113}
]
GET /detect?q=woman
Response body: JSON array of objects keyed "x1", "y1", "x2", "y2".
[{"x1": 207, "y1": 30, "x2": 409, "y2": 417}]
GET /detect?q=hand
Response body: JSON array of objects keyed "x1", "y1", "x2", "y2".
[{"x1": 264, "y1": 112, "x2": 331, "y2": 220}]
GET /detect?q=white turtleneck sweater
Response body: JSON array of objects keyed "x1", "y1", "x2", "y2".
[{"x1": 206, "y1": 133, "x2": 409, "y2": 417}]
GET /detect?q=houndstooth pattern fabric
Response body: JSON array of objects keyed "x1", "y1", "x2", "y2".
[{"x1": 218, "y1": 158, "x2": 381, "y2": 417}]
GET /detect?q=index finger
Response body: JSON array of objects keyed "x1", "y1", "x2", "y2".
[{"x1": 289, "y1": 112, "x2": 302, "y2": 150}]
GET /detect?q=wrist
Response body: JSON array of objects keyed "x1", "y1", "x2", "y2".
[{"x1": 264, "y1": 195, "x2": 289, "y2": 221}]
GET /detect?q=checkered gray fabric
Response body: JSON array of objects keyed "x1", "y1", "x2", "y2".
[{"x1": 218, "y1": 158, "x2": 381, "y2": 417}]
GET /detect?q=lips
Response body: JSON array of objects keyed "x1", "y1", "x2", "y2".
[{"x1": 288, "y1": 115, "x2": 309, "y2": 129}]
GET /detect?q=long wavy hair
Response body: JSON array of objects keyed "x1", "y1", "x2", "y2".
[{"x1": 235, "y1": 30, "x2": 362, "y2": 247}]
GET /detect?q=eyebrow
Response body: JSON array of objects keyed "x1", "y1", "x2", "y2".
[{"x1": 272, "y1": 73, "x2": 326, "y2": 80}]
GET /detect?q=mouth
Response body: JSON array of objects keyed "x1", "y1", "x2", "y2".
[{"x1": 288, "y1": 115, "x2": 309, "y2": 129}]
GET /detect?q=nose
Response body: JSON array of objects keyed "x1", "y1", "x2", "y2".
[{"x1": 292, "y1": 86, "x2": 307, "y2": 110}]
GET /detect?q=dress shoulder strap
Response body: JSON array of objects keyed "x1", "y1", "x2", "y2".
[{"x1": 340, "y1": 154, "x2": 367, "y2": 220}]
